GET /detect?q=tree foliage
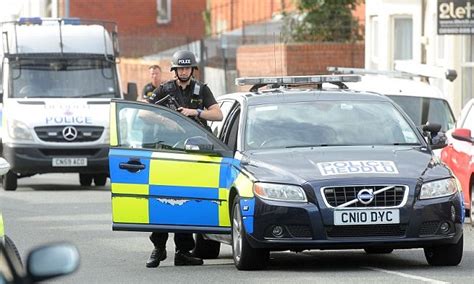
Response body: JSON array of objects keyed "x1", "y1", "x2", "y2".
[{"x1": 282, "y1": 0, "x2": 363, "y2": 43}]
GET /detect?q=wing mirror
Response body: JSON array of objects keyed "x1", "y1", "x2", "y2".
[
  {"x1": 422, "y1": 123, "x2": 447, "y2": 150},
  {"x1": 26, "y1": 242, "x2": 80, "y2": 283},
  {"x1": 451, "y1": 128, "x2": 473, "y2": 144}
]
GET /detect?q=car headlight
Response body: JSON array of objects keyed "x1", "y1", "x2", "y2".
[
  {"x1": 7, "y1": 119, "x2": 33, "y2": 141},
  {"x1": 254, "y1": 182, "x2": 307, "y2": 202},
  {"x1": 420, "y1": 178, "x2": 458, "y2": 200}
]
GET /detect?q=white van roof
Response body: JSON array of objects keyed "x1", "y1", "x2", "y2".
[
  {"x1": 1, "y1": 18, "x2": 115, "y2": 56},
  {"x1": 343, "y1": 75, "x2": 447, "y2": 100}
]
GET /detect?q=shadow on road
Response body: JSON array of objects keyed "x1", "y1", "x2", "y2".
[{"x1": 26, "y1": 184, "x2": 110, "y2": 192}]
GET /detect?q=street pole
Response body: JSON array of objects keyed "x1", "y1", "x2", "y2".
[{"x1": 421, "y1": 0, "x2": 426, "y2": 64}]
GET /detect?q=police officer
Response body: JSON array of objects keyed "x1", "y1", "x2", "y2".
[
  {"x1": 141, "y1": 65, "x2": 162, "y2": 101},
  {"x1": 145, "y1": 50, "x2": 223, "y2": 268}
]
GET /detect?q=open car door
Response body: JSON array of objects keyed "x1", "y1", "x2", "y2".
[{"x1": 109, "y1": 100, "x2": 236, "y2": 234}]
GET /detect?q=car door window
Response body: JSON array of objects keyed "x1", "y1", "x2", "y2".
[
  {"x1": 225, "y1": 109, "x2": 240, "y2": 151},
  {"x1": 223, "y1": 107, "x2": 241, "y2": 151},
  {"x1": 116, "y1": 103, "x2": 228, "y2": 153},
  {"x1": 209, "y1": 100, "x2": 235, "y2": 137}
]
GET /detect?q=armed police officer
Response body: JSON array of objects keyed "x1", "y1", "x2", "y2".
[
  {"x1": 145, "y1": 50, "x2": 223, "y2": 268},
  {"x1": 140, "y1": 65, "x2": 162, "y2": 101}
]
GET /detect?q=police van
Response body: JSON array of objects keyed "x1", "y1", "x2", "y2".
[{"x1": 0, "y1": 18, "x2": 137, "y2": 190}]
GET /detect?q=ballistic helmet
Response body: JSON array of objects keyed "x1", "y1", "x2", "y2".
[{"x1": 170, "y1": 50, "x2": 198, "y2": 71}]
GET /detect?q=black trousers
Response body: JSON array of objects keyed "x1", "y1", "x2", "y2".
[{"x1": 149, "y1": 232, "x2": 195, "y2": 252}]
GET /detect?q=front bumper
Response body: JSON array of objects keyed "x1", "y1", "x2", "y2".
[
  {"x1": 3, "y1": 144, "x2": 109, "y2": 175},
  {"x1": 245, "y1": 193, "x2": 464, "y2": 250}
]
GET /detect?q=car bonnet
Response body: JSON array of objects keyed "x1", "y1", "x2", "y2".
[{"x1": 243, "y1": 146, "x2": 450, "y2": 184}]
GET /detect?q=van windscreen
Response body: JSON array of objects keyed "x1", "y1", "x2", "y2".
[
  {"x1": 387, "y1": 95, "x2": 455, "y2": 132},
  {"x1": 10, "y1": 58, "x2": 120, "y2": 99}
]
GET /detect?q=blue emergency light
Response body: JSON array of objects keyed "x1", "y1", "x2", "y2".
[
  {"x1": 62, "y1": 18, "x2": 81, "y2": 25},
  {"x1": 18, "y1": 17, "x2": 42, "y2": 25}
]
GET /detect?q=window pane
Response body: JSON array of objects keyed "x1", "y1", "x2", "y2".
[
  {"x1": 245, "y1": 100, "x2": 420, "y2": 150},
  {"x1": 371, "y1": 16, "x2": 379, "y2": 58},
  {"x1": 11, "y1": 58, "x2": 119, "y2": 98},
  {"x1": 117, "y1": 104, "x2": 226, "y2": 152},
  {"x1": 387, "y1": 95, "x2": 455, "y2": 132},
  {"x1": 394, "y1": 17, "x2": 413, "y2": 60},
  {"x1": 157, "y1": 0, "x2": 171, "y2": 24}
]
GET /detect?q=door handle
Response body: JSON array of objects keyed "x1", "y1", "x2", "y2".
[{"x1": 119, "y1": 161, "x2": 146, "y2": 173}]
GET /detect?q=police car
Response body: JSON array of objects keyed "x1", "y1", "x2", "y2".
[{"x1": 108, "y1": 75, "x2": 464, "y2": 270}]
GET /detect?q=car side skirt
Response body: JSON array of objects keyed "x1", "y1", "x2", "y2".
[{"x1": 112, "y1": 223, "x2": 231, "y2": 234}]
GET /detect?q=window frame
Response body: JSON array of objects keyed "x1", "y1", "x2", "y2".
[
  {"x1": 156, "y1": 0, "x2": 172, "y2": 25},
  {"x1": 391, "y1": 15, "x2": 413, "y2": 65},
  {"x1": 370, "y1": 15, "x2": 379, "y2": 66}
]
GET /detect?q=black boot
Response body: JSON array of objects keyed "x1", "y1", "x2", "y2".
[
  {"x1": 174, "y1": 251, "x2": 203, "y2": 266},
  {"x1": 146, "y1": 247, "x2": 167, "y2": 268}
]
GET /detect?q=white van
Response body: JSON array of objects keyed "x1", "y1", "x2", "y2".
[
  {"x1": 0, "y1": 18, "x2": 137, "y2": 190},
  {"x1": 328, "y1": 66, "x2": 456, "y2": 134}
]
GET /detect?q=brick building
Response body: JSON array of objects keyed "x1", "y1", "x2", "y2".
[
  {"x1": 14, "y1": 0, "x2": 365, "y2": 94},
  {"x1": 68, "y1": 0, "x2": 207, "y2": 57}
]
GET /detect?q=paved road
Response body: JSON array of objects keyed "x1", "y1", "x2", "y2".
[{"x1": 1, "y1": 173, "x2": 473, "y2": 284}]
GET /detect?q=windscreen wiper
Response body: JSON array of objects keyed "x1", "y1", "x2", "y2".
[{"x1": 285, "y1": 144, "x2": 331, "y2": 148}]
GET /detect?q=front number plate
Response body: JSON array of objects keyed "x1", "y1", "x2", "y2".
[
  {"x1": 334, "y1": 209, "x2": 399, "y2": 225},
  {"x1": 52, "y1": 158, "x2": 87, "y2": 167}
]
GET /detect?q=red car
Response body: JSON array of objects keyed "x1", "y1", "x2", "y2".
[{"x1": 441, "y1": 98, "x2": 474, "y2": 224}]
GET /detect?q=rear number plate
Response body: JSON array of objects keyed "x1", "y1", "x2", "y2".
[
  {"x1": 52, "y1": 158, "x2": 87, "y2": 167},
  {"x1": 334, "y1": 209, "x2": 399, "y2": 225}
]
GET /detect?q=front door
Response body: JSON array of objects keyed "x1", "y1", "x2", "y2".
[{"x1": 109, "y1": 100, "x2": 236, "y2": 234}]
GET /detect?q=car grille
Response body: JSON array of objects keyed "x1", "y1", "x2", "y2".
[
  {"x1": 419, "y1": 221, "x2": 440, "y2": 236},
  {"x1": 35, "y1": 126, "x2": 104, "y2": 142},
  {"x1": 321, "y1": 185, "x2": 408, "y2": 208},
  {"x1": 264, "y1": 225, "x2": 312, "y2": 239},
  {"x1": 287, "y1": 225, "x2": 312, "y2": 238},
  {"x1": 326, "y1": 224, "x2": 406, "y2": 238},
  {"x1": 39, "y1": 148, "x2": 101, "y2": 157}
]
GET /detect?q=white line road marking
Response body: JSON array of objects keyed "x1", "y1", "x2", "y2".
[{"x1": 363, "y1": 266, "x2": 450, "y2": 284}]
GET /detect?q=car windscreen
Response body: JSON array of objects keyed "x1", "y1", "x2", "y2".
[
  {"x1": 10, "y1": 58, "x2": 120, "y2": 99},
  {"x1": 387, "y1": 95, "x2": 455, "y2": 132},
  {"x1": 245, "y1": 100, "x2": 421, "y2": 150}
]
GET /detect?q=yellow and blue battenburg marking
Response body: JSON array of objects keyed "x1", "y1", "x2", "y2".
[
  {"x1": 240, "y1": 198, "x2": 255, "y2": 234},
  {"x1": 0, "y1": 213, "x2": 4, "y2": 238},
  {"x1": 110, "y1": 148, "x2": 241, "y2": 230}
]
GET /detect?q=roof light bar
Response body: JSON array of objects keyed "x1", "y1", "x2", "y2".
[
  {"x1": 235, "y1": 75, "x2": 361, "y2": 86},
  {"x1": 18, "y1": 17, "x2": 42, "y2": 25},
  {"x1": 62, "y1": 18, "x2": 81, "y2": 25},
  {"x1": 329, "y1": 63, "x2": 457, "y2": 82},
  {"x1": 394, "y1": 61, "x2": 457, "y2": 82}
]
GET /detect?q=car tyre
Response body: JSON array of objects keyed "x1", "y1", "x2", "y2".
[
  {"x1": 2, "y1": 171, "x2": 17, "y2": 191},
  {"x1": 424, "y1": 235, "x2": 463, "y2": 266},
  {"x1": 231, "y1": 196, "x2": 269, "y2": 270},
  {"x1": 364, "y1": 247, "x2": 394, "y2": 254},
  {"x1": 94, "y1": 175, "x2": 107, "y2": 186},
  {"x1": 79, "y1": 174, "x2": 93, "y2": 186},
  {"x1": 5, "y1": 235, "x2": 22, "y2": 266},
  {"x1": 192, "y1": 233, "x2": 221, "y2": 259}
]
